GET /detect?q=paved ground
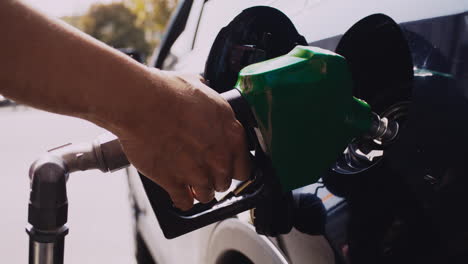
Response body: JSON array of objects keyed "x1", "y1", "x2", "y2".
[{"x1": 0, "y1": 106, "x2": 135, "y2": 263}]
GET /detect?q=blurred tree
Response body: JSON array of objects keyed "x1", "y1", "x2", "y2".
[
  {"x1": 124, "y1": 0, "x2": 178, "y2": 50},
  {"x1": 61, "y1": 1, "x2": 178, "y2": 59},
  {"x1": 78, "y1": 3, "x2": 150, "y2": 55},
  {"x1": 61, "y1": 15, "x2": 81, "y2": 28}
]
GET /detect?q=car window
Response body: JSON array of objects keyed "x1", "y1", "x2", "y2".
[
  {"x1": 191, "y1": 0, "x2": 317, "y2": 65},
  {"x1": 193, "y1": 0, "x2": 275, "y2": 51},
  {"x1": 161, "y1": 0, "x2": 204, "y2": 69}
]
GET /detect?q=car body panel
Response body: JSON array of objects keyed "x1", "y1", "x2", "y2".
[{"x1": 206, "y1": 219, "x2": 289, "y2": 264}]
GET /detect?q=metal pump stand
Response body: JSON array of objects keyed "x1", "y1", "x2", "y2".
[{"x1": 26, "y1": 133, "x2": 130, "y2": 264}]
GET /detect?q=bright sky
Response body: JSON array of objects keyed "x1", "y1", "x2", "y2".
[{"x1": 21, "y1": 0, "x2": 121, "y2": 17}]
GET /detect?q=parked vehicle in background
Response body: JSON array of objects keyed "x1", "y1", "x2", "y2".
[{"x1": 126, "y1": 1, "x2": 468, "y2": 263}]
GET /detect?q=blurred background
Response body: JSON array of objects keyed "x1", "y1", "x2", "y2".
[
  {"x1": 27, "y1": 0, "x2": 178, "y2": 62},
  {"x1": 1, "y1": 0, "x2": 177, "y2": 262}
]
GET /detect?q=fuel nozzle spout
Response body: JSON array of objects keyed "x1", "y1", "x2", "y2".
[{"x1": 367, "y1": 113, "x2": 399, "y2": 143}]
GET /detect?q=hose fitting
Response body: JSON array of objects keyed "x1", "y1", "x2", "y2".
[
  {"x1": 27, "y1": 132, "x2": 130, "y2": 264},
  {"x1": 367, "y1": 113, "x2": 399, "y2": 142}
]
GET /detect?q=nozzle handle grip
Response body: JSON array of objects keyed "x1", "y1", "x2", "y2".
[
  {"x1": 222, "y1": 89, "x2": 255, "y2": 125},
  {"x1": 140, "y1": 170, "x2": 263, "y2": 239},
  {"x1": 221, "y1": 89, "x2": 257, "y2": 150},
  {"x1": 139, "y1": 89, "x2": 263, "y2": 239}
]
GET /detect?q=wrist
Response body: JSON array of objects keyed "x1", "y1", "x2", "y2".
[{"x1": 83, "y1": 68, "x2": 170, "y2": 137}]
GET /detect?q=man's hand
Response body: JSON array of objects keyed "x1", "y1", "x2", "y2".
[
  {"x1": 113, "y1": 71, "x2": 251, "y2": 210},
  {"x1": 0, "y1": 1, "x2": 251, "y2": 210}
]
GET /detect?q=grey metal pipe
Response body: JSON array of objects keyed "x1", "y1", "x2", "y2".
[
  {"x1": 27, "y1": 132, "x2": 130, "y2": 264},
  {"x1": 31, "y1": 242, "x2": 54, "y2": 264},
  {"x1": 44, "y1": 132, "x2": 130, "y2": 174},
  {"x1": 29, "y1": 239, "x2": 65, "y2": 264}
]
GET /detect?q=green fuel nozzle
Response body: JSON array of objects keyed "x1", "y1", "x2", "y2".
[{"x1": 232, "y1": 45, "x2": 398, "y2": 191}]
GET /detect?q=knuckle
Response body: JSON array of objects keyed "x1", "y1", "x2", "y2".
[
  {"x1": 167, "y1": 186, "x2": 189, "y2": 200},
  {"x1": 207, "y1": 150, "x2": 229, "y2": 166},
  {"x1": 217, "y1": 178, "x2": 232, "y2": 192},
  {"x1": 169, "y1": 192, "x2": 188, "y2": 203},
  {"x1": 198, "y1": 193, "x2": 214, "y2": 203},
  {"x1": 214, "y1": 166, "x2": 229, "y2": 180},
  {"x1": 208, "y1": 158, "x2": 230, "y2": 178},
  {"x1": 192, "y1": 85, "x2": 204, "y2": 96},
  {"x1": 212, "y1": 164, "x2": 229, "y2": 180},
  {"x1": 191, "y1": 175, "x2": 212, "y2": 188},
  {"x1": 226, "y1": 121, "x2": 245, "y2": 140},
  {"x1": 220, "y1": 103, "x2": 235, "y2": 118},
  {"x1": 192, "y1": 186, "x2": 214, "y2": 203},
  {"x1": 171, "y1": 196, "x2": 193, "y2": 210}
]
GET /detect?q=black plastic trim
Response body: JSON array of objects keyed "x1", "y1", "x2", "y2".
[{"x1": 153, "y1": 0, "x2": 194, "y2": 68}]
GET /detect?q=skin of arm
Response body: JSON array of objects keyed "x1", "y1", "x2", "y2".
[{"x1": 0, "y1": 0, "x2": 251, "y2": 210}]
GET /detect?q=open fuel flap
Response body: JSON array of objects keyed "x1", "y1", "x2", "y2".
[
  {"x1": 204, "y1": 6, "x2": 307, "y2": 93},
  {"x1": 325, "y1": 13, "x2": 414, "y2": 195}
]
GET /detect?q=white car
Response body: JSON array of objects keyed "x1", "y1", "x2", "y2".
[{"x1": 127, "y1": 1, "x2": 468, "y2": 263}]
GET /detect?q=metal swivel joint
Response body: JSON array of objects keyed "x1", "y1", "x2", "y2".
[
  {"x1": 27, "y1": 133, "x2": 129, "y2": 264},
  {"x1": 367, "y1": 113, "x2": 399, "y2": 143}
]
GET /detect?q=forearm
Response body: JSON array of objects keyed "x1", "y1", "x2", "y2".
[
  {"x1": 0, "y1": 0, "x2": 252, "y2": 210},
  {"x1": 0, "y1": 0, "x2": 163, "y2": 132}
]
